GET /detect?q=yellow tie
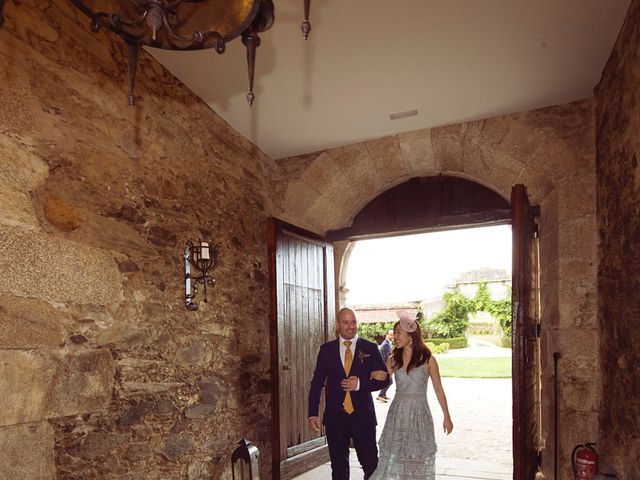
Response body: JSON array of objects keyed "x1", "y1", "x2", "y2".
[{"x1": 343, "y1": 341, "x2": 354, "y2": 414}]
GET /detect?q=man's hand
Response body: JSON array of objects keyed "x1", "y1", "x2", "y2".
[
  {"x1": 340, "y1": 376, "x2": 359, "y2": 391},
  {"x1": 309, "y1": 416, "x2": 321, "y2": 432}
]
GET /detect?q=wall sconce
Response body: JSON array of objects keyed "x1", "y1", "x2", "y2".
[
  {"x1": 183, "y1": 240, "x2": 216, "y2": 310},
  {"x1": 231, "y1": 438, "x2": 259, "y2": 480}
]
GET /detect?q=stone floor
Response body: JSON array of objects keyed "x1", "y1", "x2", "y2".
[{"x1": 293, "y1": 343, "x2": 513, "y2": 480}]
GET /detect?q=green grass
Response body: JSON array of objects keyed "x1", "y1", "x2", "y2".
[{"x1": 434, "y1": 356, "x2": 512, "y2": 378}]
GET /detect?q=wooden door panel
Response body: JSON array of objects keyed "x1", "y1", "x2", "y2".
[
  {"x1": 511, "y1": 184, "x2": 540, "y2": 480},
  {"x1": 268, "y1": 219, "x2": 334, "y2": 479}
]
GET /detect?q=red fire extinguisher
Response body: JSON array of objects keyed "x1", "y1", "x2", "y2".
[{"x1": 572, "y1": 443, "x2": 598, "y2": 480}]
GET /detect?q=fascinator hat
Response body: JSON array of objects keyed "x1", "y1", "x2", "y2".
[{"x1": 398, "y1": 310, "x2": 418, "y2": 333}]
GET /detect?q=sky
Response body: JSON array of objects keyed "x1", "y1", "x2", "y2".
[{"x1": 344, "y1": 225, "x2": 512, "y2": 306}]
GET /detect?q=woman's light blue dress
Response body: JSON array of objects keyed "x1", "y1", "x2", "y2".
[{"x1": 370, "y1": 365, "x2": 437, "y2": 479}]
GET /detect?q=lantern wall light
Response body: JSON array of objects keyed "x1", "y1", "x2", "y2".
[
  {"x1": 231, "y1": 438, "x2": 259, "y2": 480},
  {"x1": 0, "y1": 0, "x2": 313, "y2": 106},
  {"x1": 184, "y1": 240, "x2": 217, "y2": 311}
]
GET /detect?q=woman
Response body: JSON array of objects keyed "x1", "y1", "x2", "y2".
[{"x1": 370, "y1": 310, "x2": 453, "y2": 479}]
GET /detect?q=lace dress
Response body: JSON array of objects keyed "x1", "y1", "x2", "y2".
[{"x1": 370, "y1": 365, "x2": 437, "y2": 479}]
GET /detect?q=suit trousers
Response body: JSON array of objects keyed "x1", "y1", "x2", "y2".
[{"x1": 325, "y1": 411, "x2": 378, "y2": 480}]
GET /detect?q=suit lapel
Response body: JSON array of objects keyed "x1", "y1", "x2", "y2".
[
  {"x1": 333, "y1": 339, "x2": 346, "y2": 377},
  {"x1": 351, "y1": 338, "x2": 362, "y2": 376}
]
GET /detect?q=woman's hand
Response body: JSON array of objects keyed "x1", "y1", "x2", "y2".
[
  {"x1": 443, "y1": 416, "x2": 453, "y2": 435},
  {"x1": 370, "y1": 370, "x2": 388, "y2": 381}
]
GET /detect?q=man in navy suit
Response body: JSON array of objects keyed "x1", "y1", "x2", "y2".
[
  {"x1": 308, "y1": 308, "x2": 389, "y2": 480},
  {"x1": 376, "y1": 329, "x2": 394, "y2": 402}
]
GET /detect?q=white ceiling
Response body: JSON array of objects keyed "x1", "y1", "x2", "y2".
[{"x1": 148, "y1": 0, "x2": 631, "y2": 160}]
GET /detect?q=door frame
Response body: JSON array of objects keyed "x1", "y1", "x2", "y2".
[{"x1": 268, "y1": 218, "x2": 335, "y2": 479}]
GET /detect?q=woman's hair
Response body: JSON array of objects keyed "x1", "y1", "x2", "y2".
[{"x1": 391, "y1": 320, "x2": 431, "y2": 373}]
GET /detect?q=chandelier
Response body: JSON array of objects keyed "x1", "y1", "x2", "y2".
[{"x1": 0, "y1": 0, "x2": 312, "y2": 106}]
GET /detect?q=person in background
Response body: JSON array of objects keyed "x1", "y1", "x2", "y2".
[
  {"x1": 376, "y1": 329, "x2": 394, "y2": 402},
  {"x1": 308, "y1": 308, "x2": 390, "y2": 480}
]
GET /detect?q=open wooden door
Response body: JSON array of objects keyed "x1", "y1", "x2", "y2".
[
  {"x1": 268, "y1": 218, "x2": 335, "y2": 480},
  {"x1": 511, "y1": 184, "x2": 541, "y2": 480}
]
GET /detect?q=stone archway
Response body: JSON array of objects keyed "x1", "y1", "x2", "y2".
[{"x1": 269, "y1": 100, "x2": 598, "y2": 478}]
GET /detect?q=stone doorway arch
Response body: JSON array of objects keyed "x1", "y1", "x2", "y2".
[{"x1": 271, "y1": 103, "x2": 597, "y2": 478}]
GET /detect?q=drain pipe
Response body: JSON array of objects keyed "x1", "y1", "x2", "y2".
[{"x1": 553, "y1": 352, "x2": 561, "y2": 480}]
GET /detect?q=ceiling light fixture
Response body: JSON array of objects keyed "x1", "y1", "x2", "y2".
[{"x1": 0, "y1": 0, "x2": 313, "y2": 106}]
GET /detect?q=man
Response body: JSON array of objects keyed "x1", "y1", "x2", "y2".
[
  {"x1": 308, "y1": 308, "x2": 389, "y2": 480},
  {"x1": 376, "y1": 329, "x2": 394, "y2": 402}
]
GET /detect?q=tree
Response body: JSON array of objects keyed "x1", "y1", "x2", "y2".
[
  {"x1": 358, "y1": 321, "x2": 396, "y2": 343},
  {"x1": 472, "y1": 282, "x2": 492, "y2": 312},
  {"x1": 488, "y1": 287, "x2": 512, "y2": 338},
  {"x1": 428, "y1": 283, "x2": 512, "y2": 341},
  {"x1": 427, "y1": 287, "x2": 473, "y2": 338}
]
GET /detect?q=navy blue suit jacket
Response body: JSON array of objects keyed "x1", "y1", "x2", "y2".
[
  {"x1": 379, "y1": 338, "x2": 392, "y2": 363},
  {"x1": 308, "y1": 337, "x2": 389, "y2": 425}
]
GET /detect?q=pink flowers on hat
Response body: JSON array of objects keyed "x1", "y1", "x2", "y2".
[{"x1": 398, "y1": 310, "x2": 418, "y2": 333}]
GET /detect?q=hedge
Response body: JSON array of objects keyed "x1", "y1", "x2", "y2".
[{"x1": 425, "y1": 337, "x2": 468, "y2": 349}]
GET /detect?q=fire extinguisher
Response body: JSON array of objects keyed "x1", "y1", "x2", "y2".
[{"x1": 572, "y1": 443, "x2": 598, "y2": 480}]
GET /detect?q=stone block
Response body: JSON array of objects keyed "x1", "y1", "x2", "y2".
[
  {"x1": 65, "y1": 209, "x2": 158, "y2": 257},
  {"x1": 363, "y1": 136, "x2": 409, "y2": 185},
  {"x1": 556, "y1": 173, "x2": 596, "y2": 224},
  {"x1": 282, "y1": 180, "x2": 322, "y2": 223},
  {"x1": 558, "y1": 218, "x2": 598, "y2": 264},
  {"x1": 42, "y1": 194, "x2": 82, "y2": 231},
  {"x1": 0, "y1": 422, "x2": 54, "y2": 480},
  {"x1": 553, "y1": 327, "x2": 598, "y2": 370},
  {"x1": 431, "y1": 123, "x2": 466, "y2": 173},
  {"x1": 462, "y1": 147, "x2": 524, "y2": 199},
  {"x1": 0, "y1": 295, "x2": 66, "y2": 349},
  {"x1": 175, "y1": 341, "x2": 213, "y2": 367},
  {"x1": 299, "y1": 152, "x2": 350, "y2": 192},
  {"x1": 0, "y1": 135, "x2": 48, "y2": 229},
  {"x1": 397, "y1": 128, "x2": 440, "y2": 176},
  {"x1": 0, "y1": 349, "x2": 115, "y2": 427},
  {"x1": 0, "y1": 50, "x2": 45, "y2": 139},
  {"x1": 0, "y1": 223, "x2": 123, "y2": 305},
  {"x1": 304, "y1": 196, "x2": 346, "y2": 234}
]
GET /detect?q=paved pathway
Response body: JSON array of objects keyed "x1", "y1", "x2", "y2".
[{"x1": 294, "y1": 344, "x2": 512, "y2": 480}]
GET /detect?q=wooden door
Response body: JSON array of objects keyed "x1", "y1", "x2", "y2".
[
  {"x1": 511, "y1": 184, "x2": 541, "y2": 480},
  {"x1": 268, "y1": 218, "x2": 335, "y2": 479}
]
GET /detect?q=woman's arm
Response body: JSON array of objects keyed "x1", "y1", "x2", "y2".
[{"x1": 426, "y1": 356, "x2": 453, "y2": 434}]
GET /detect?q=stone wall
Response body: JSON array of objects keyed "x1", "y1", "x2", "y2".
[
  {"x1": 270, "y1": 101, "x2": 598, "y2": 479},
  {"x1": 1, "y1": 1, "x2": 274, "y2": 479},
  {"x1": 595, "y1": 0, "x2": 640, "y2": 476}
]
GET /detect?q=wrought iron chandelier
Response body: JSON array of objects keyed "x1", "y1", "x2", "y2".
[{"x1": 0, "y1": 0, "x2": 312, "y2": 106}]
